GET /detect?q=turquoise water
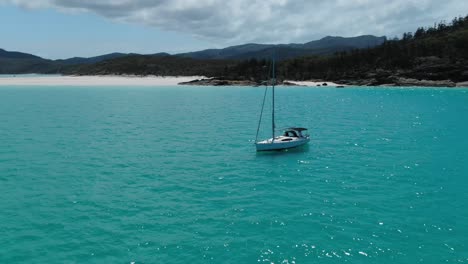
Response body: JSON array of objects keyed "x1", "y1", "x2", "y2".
[{"x1": 1, "y1": 86, "x2": 467, "y2": 263}]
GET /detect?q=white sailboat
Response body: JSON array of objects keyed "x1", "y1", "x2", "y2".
[{"x1": 255, "y1": 60, "x2": 310, "y2": 151}]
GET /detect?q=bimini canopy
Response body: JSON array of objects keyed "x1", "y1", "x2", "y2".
[{"x1": 285, "y1": 127, "x2": 308, "y2": 131}]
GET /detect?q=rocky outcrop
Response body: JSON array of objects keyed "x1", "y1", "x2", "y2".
[
  {"x1": 393, "y1": 77, "x2": 456, "y2": 87},
  {"x1": 329, "y1": 57, "x2": 468, "y2": 87},
  {"x1": 179, "y1": 78, "x2": 300, "y2": 86},
  {"x1": 340, "y1": 76, "x2": 458, "y2": 87},
  {"x1": 179, "y1": 78, "x2": 257, "y2": 86}
]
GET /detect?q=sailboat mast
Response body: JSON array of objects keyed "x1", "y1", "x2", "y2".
[{"x1": 272, "y1": 58, "x2": 276, "y2": 140}]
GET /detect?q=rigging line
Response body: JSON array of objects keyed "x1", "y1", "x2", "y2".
[
  {"x1": 270, "y1": 54, "x2": 277, "y2": 142},
  {"x1": 255, "y1": 85, "x2": 269, "y2": 143}
]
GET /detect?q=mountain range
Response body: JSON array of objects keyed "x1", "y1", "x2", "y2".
[
  {"x1": 0, "y1": 35, "x2": 385, "y2": 74},
  {"x1": 178, "y1": 35, "x2": 386, "y2": 60}
]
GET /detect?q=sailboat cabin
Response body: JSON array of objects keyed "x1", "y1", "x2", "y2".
[{"x1": 282, "y1": 127, "x2": 308, "y2": 138}]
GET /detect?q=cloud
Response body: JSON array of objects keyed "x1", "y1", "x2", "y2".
[{"x1": 3, "y1": 0, "x2": 468, "y2": 44}]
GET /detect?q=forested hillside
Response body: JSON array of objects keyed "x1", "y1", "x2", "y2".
[
  {"x1": 223, "y1": 15, "x2": 468, "y2": 86},
  {"x1": 70, "y1": 15, "x2": 468, "y2": 86},
  {"x1": 64, "y1": 55, "x2": 236, "y2": 77}
]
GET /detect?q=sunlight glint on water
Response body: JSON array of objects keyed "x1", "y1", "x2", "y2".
[{"x1": 0, "y1": 86, "x2": 467, "y2": 263}]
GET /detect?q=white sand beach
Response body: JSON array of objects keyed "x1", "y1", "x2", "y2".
[
  {"x1": 0, "y1": 75, "x2": 206, "y2": 86},
  {"x1": 0, "y1": 75, "x2": 351, "y2": 87},
  {"x1": 0, "y1": 75, "x2": 348, "y2": 87}
]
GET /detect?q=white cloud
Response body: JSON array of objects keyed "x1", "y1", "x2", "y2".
[{"x1": 2, "y1": 0, "x2": 468, "y2": 44}]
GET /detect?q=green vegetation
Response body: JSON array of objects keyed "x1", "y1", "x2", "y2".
[
  {"x1": 0, "y1": 36, "x2": 386, "y2": 76},
  {"x1": 63, "y1": 55, "x2": 236, "y2": 76},
  {"x1": 67, "y1": 15, "x2": 468, "y2": 85},
  {"x1": 0, "y1": 57, "x2": 63, "y2": 74},
  {"x1": 224, "y1": 15, "x2": 468, "y2": 85}
]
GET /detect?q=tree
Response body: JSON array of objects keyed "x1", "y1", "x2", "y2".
[{"x1": 414, "y1": 27, "x2": 426, "y2": 38}]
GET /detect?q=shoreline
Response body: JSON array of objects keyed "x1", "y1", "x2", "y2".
[
  {"x1": 0, "y1": 75, "x2": 206, "y2": 86},
  {"x1": 0, "y1": 75, "x2": 466, "y2": 88},
  {"x1": 178, "y1": 77, "x2": 468, "y2": 88}
]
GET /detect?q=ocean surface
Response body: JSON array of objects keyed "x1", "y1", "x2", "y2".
[{"x1": 1, "y1": 85, "x2": 467, "y2": 263}]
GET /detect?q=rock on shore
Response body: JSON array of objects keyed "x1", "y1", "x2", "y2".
[
  {"x1": 391, "y1": 77, "x2": 456, "y2": 87},
  {"x1": 179, "y1": 78, "x2": 300, "y2": 86}
]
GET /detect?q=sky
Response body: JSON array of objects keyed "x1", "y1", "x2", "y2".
[{"x1": 0, "y1": 0, "x2": 467, "y2": 59}]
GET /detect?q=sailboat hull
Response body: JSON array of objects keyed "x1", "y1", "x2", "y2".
[{"x1": 255, "y1": 136, "x2": 310, "y2": 151}]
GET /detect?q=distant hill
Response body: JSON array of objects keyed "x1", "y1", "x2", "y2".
[
  {"x1": 302, "y1": 35, "x2": 386, "y2": 49},
  {"x1": 56, "y1": 52, "x2": 172, "y2": 65},
  {"x1": 0, "y1": 36, "x2": 384, "y2": 74},
  {"x1": 62, "y1": 36, "x2": 385, "y2": 76},
  {"x1": 177, "y1": 44, "x2": 274, "y2": 59},
  {"x1": 177, "y1": 35, "x2": 386, "y2": 60},
  {"x1": 0, "y1": 48, "x2": 42, "y2": 60},
  {"x1": 63, "y1": 54, "x2": 234, "y2": 76},
  {"x1": 0, "y1": 49, "x2": 62, "y2": 74},
  {"x1": 57, "y1": 53, "x2": 129, "y2": 65},
  {"x1": 0, "y1": 49, "x2": 178, "y2": 74}
]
